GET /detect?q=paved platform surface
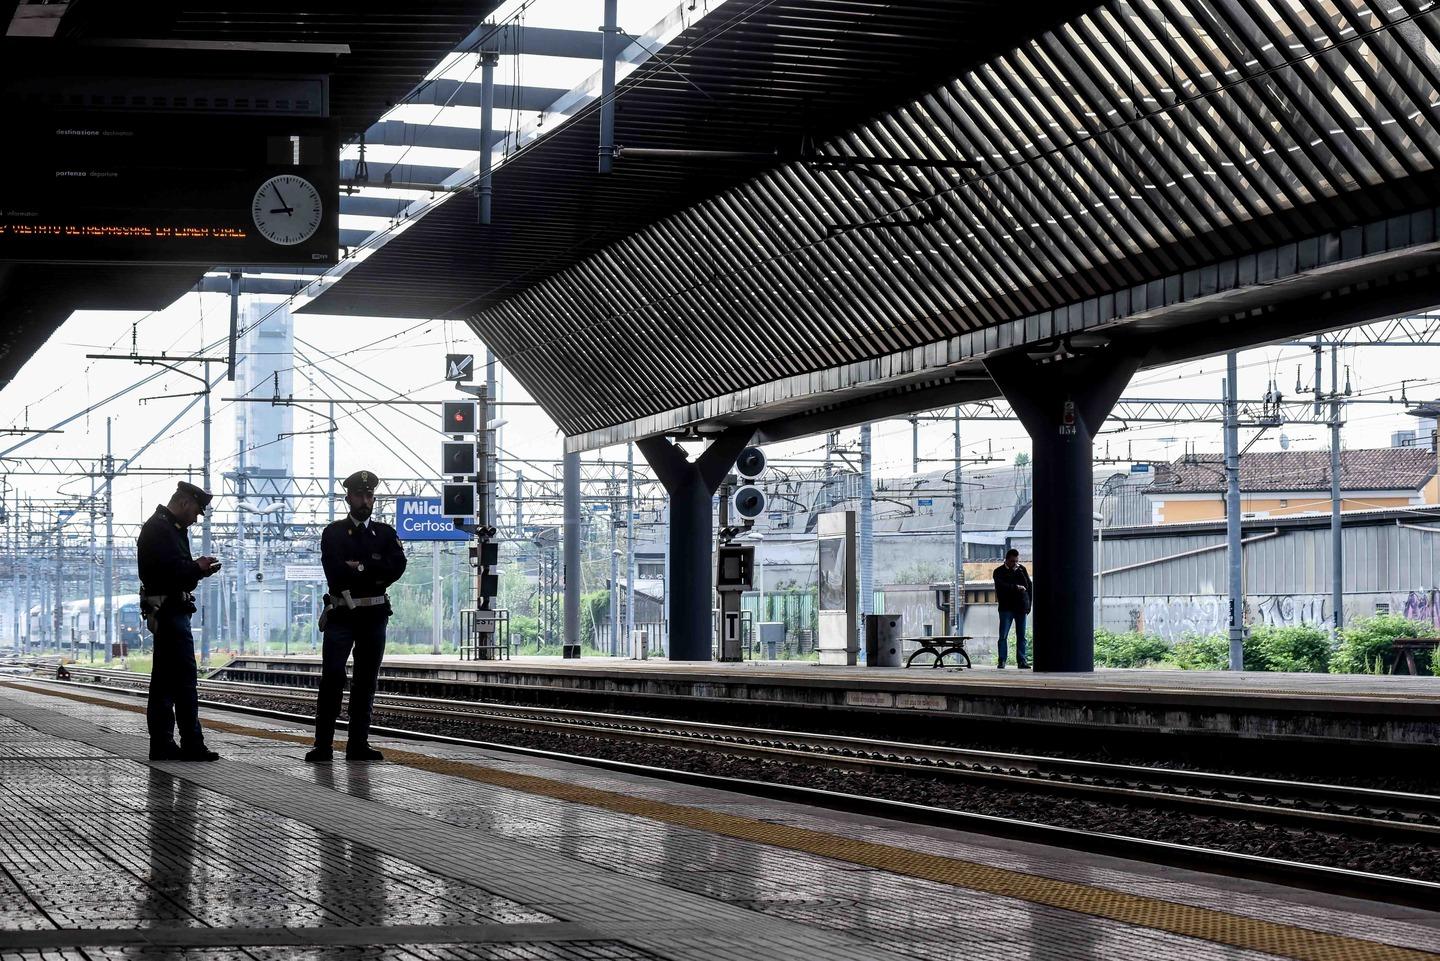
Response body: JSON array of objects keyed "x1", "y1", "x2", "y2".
[{"x1": 2, "y1": 678, "x2": 1438, "y2": 961}]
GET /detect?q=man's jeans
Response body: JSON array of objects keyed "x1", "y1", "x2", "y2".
[{"x1": 997, "y1": 609, "x2": 1028, "y2": 666}]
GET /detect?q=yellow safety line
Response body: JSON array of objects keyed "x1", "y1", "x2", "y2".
[{"x1": 5, "y1": 680, "x2": 1436, "y2": 961}]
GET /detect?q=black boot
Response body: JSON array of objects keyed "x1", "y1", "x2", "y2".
[
  {"x1": 345, "y1": 745, "x2": 384, "y2": 762},
  {"x1": 304, "y1": 746, "x2": 334, "y2": 764},
  {"x1": 149, "y1": 742, "x2": 183, "y2": 761},
  {"x1": 176, "y1": 745, "x2": 220, "y2": 762}
]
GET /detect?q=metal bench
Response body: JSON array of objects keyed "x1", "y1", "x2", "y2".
[{"x1": 905, "y1": 635, "x2": 972, "y2": 669}]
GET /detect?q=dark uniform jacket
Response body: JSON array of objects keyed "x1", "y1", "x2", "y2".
[
  {"x1": 320, "y1": 516, "x2": 408, "y2": 618},
  {"x1": 993, "y1": 563, "x2": 1033, "y2": 614},
  {"x1": 137, "y1": 505, "x2": 202, "y2": 613}
]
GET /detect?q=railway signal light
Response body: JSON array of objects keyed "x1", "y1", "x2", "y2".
[
  {"x1": 441, "y1": 482, "x2": 476, "y2": 519},
  {"x1": 442, "y1": 400, "x2": 478, "y2": 434},
  {"x1": 735, "y1": 446, "x2": 767, "y2": 479},
  {"x1": 732, "y1": 484, "x2": 767, "y2": 520},
  {"x1": 441, "y1": 440, "x2": 476, "y2": 476}
]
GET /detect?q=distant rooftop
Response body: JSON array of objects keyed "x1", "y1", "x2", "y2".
[{"x1": 1156, "y1": 449, "x2": 1437, "y2": 495}]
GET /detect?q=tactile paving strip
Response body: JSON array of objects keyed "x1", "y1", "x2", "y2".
[
  {"x1": 2, "y1": 945, "x2": 662, "y2": 961},
  {"x1": 4, "y1": 681, "x2": 1437, "y2": 961}
]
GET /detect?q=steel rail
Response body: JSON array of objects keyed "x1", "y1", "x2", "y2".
[
  {"x1": 49, "y1": 664, "x2": 1440, "y2": 842},
  {"x1": 6, "y1": 671, "x2": 1437, "y2": 911}
]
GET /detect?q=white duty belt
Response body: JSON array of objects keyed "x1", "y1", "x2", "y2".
[{"x1": 331, "y1": 590, "x2": 389, "y2": 610}]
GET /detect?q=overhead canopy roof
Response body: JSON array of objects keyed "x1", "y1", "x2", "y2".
[
  {"x1": 0, "y1": 0, "x2": 499, "y2": 389},
  {"x1": 299, "y1": 0, "x2": 1101, "y2": 317},
  {"x1": 305, "y1": 0, "x2": 1440, "y2": 447}
]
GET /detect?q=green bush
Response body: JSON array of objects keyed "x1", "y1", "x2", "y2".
[
  {"x1": 1246, "y1": 625, "x2": 1333, "y2": 673},
  {"x1": 1165, "y1": 633, "x2": 1231, "y2": 671},
  {"x1": 1093, "y1": 630, "x2": 1170, "y2": 668},
  {"x1": 1331, "y1": 615, "x2": 1434, "y2": 675}
]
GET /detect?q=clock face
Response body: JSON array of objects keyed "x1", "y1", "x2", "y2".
[{"x1": 251, "y1": 174, "x2": 323, "y2": 246}]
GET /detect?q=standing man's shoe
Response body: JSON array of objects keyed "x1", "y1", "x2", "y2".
[
  {"x1": 149, "y1": 742, "x2": 183, "y2": 761},
  {"x1": 345, "y1": 746, "x2": 384, "y2": 762},
  {"x1": 996, "y1": 663, "x2": 1006, "y2": 670},
  {"x1": 1018, "y1": 661, "x2": 1031, "y2": 670},
  {"x1": 176, "y1": 746, "x2": 220, "y2": 762},
  {"x1": 304, "y1": 747, "x2": 334, "y2": 764}
]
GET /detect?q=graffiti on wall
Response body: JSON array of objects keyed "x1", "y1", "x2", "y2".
[
  {"x1": 1129, "y1": 594, "x2": 1336, "y2": 639},
  {"x1": 1402, "y1": 590, "x2": 1440, "y2": 631},
  {"x1": 1138, "y1": 598, "x2": 1225, "y2": 640},
  {"x1": 1104, "y1": 592, "x2": 1440, "y2": 639},
  {"x1": 1251, "y1": 595, "x2": 1329, "y2": 629}
]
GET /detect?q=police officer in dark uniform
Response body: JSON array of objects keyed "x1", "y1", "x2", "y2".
[
  {"x1": 138, "y1": 481, "x2": 222, "y2": 761},
  {"x1": 305, "y1": 470, "x2": 408, "y2": 763}
]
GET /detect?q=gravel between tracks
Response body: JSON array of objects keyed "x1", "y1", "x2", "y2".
[{"x1": 206, "y1": 691, "x2": 1440, "y2": 884}]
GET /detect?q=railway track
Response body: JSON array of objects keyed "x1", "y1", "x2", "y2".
[
  {"x1": 4, "y1": 667, "x2": 1438, "y2": 910},
  {"x1": 49, "y1": 663, "x2": 1440, "y2": 843}
]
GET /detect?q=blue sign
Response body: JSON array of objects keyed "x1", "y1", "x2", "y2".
[
  {"x1": 917, "y1": 498, "x2": 934, "y2": 507},
  {"x1": 1130, "y1": 463, "x2": 1151, "y2": 473},
  {"x1": 395, "y1": 497, "x2": 469, "y2": 541}
]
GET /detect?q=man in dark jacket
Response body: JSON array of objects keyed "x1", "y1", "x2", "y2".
[
  {"x1": 138, "y1": 481, "x2": 222, "y2": 760},
  {"x1": 992, "y1": 548, "x2": 1032, "y2": 669},
  {"x1": 305, "y1": 470, "x2": 408, "y2": 763}
]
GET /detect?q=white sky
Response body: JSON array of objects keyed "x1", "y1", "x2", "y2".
[
  {"x1": 5, "y1": 0, "x2": 1440, "y2": 524},
  {"x1": 3, "y1": 301, "x2": 1437, "y2": 529}
]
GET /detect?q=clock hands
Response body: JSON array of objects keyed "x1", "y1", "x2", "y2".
[{"x1": 270, "y1": 182, "x2": 293, "y2": 216}]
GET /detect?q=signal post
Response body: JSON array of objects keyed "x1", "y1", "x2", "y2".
[{"x1": 440, "y1": 354, "x2": 503, "y2": 659}]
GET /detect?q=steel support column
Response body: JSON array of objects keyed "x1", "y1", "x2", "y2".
[
  {"x1": 327, "y1": 401, "x2": 336, "y2": 523},
  {"x1": 477, "y1": 26, "x2": 498, "y2": 225},
  {"x1": 952, "y1": 407, "x2": 963, "y2": 634},
  {"x1": 608, "y1": 481, "x2": 619, "y2": 656},
  {"x1": 201, "y1": 360, "x2": 213, "y2": 664},
  {"x1": 562, "y1": 451, "x2": 581, "y2": 657},
  {"x1": 1330, "y1": 347, "x2": 1344, "y2": 634},
  {"x1": 226, "y1": 271, "x2": 241, "y2": 382},
  {"x1": 859, "y1": 423, "x2": 874, "y2": 640},
  {"x1": 597, "y1": 0, "x2": 618, "y2": 173},
  {"x1": 1224, "y1": 351, "x2": 1244, "y2": 670},
  {"x1": 637, "y1": 426, "x2": 753, "y2": 661},
  {"x1": 625, "y1": 442, "x2": 636, "y2": 652},
  {"x1": 985, "y1": 350, "x2": 1140, "y2": 672},
  {"x1": 103, "y1": 418, "x2": 113, "y2": 664}
]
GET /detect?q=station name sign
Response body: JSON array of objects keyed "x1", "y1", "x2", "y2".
[{"x1": 395, "y1": 496, "x2": 470, "y2": 542}]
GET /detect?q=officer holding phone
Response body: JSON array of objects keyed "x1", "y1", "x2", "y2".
[{"x1": 137, "y1": 481, "x2": 222, "y2": 760}]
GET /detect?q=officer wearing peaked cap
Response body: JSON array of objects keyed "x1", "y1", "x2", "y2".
[
  {"x1": 305, "y1": 469, "x2": 408, "y2": 763},
  {"x1": 137, "y1": 481, "x2": 222, "y2": 761}
]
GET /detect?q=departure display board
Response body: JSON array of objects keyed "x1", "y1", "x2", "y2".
[{"x1": 0, "y1": 112, "x2": 338, "y2": 266}]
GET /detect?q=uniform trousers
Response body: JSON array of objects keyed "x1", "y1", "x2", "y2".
[
  {"x1": 314, "y1": 614, "x2": 386, "y2": 750},
  {"x1": 147, "y1": 610, "x2": 204, "y2": 749}
]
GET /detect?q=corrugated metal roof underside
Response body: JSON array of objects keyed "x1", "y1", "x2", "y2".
[
  {"x1": 298, "y1": 1, "x2": 1103, "y2": 314},
  {"x1": 308, "y1": 0, "x2": 1440, "y2": 440}
]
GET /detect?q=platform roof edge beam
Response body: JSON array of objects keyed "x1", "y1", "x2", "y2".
[{"x1": 457, "y1": 23, "x2": 609, "y2": 60}]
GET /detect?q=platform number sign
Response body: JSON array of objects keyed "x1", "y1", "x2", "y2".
[{"x1": 446, "y1": 354, "x2": 475, "y2": 382}]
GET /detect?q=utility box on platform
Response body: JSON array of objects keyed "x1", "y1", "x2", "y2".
[
  {"x1": 865, "y1": 614, "x2": 904, "y2": 667},
  {"x1": 759, "y1": 621, "x2": 785, "y2": 659}
]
